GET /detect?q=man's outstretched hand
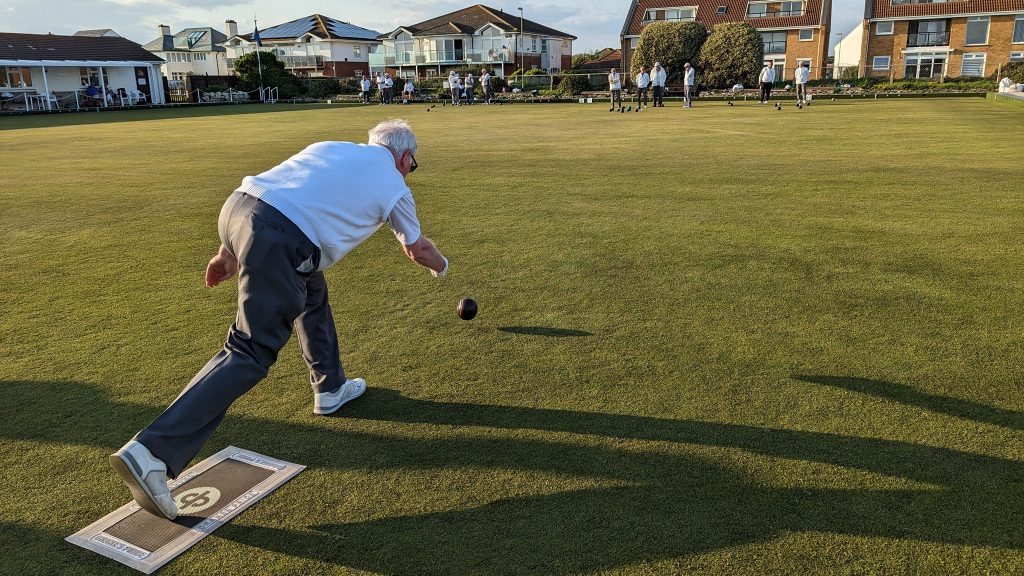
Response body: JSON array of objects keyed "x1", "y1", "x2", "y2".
[{"x1": 205, "y1": 245, "x2": 238, "y2": 287}]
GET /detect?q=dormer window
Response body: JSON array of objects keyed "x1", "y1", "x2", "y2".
[
  {"x1": 644, "y1": 7, "x2": 697, "y2": 22},
  {"x1": 747, "y1": 1, "x2": 805, "y2": 17},
  {"x1": 716, "y1": 5, "x2": 728, "y2": 14}
]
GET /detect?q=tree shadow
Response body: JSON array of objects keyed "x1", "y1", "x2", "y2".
[
  {"x1": 498, "y1": 326, "x2": 593, "y2": 337},
  {"x1": 3, "y1": 380, "x2": 1022, "y2": 575},
  {"x1": 793, "y1": 374, "x2": 1024, "y2": 431}
]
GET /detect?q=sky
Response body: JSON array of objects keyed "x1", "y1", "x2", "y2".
[{"x1": 1, "y1": 0, "x2": 864, "y2": 55}]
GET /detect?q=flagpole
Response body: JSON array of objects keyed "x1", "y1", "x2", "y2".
[{"x1": 254, "y1": 15, "x2": 265, "y2": 102}]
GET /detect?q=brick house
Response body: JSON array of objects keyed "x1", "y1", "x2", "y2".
[
  {"x1": 620, "y1": 0, "x2": 832, "y2": 81},
  {"x1": 372, "y1": 4, "x2": 576, "y2": 78},
  {"x1": 860, "y1": 0, "x2": 1024, "y2": 79},
  {"x1": 223, "y1": 15, "x2": 380, "y2": 78}
]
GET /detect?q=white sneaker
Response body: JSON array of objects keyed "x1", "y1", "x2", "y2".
[
  {"x1": 109, "y1": 440, "x2": 178, "y2": 520},
  {"x1": 313, "y1": 378, "x2": 366, "y2": 415}
]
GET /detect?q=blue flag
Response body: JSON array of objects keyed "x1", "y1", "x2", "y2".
[{"x1": 252, "y1": 25, "x2": 262, "y2": 47}]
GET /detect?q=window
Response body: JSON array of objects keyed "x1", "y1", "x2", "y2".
[
  {"x1": 1010, "y1": 52, "x2": 1024, "y2": 61},
  {"x1": 876, "y1": 21, "x2": 893, "y2": 35},
  {"x1": 645, "y1": 7, "x2": 696, "y2": 21},
  {"x1": 195, "y1": 53, "x2": 207, "y2": 61},
  {"x1": 716, "y1": 5, "x2": 727, "y2": 13},
  {"x1": 961, "y1": 52, "x2": 986, "y2": 76},
  {"x1": 78, "y1": 67, "x2": 108, "y2": 87},
  {"x1": 904, "y1": 52, "x2": 945, "y2": 78},
  {"x1": 799, "y1": 29, "x2": 813, "y2": 41},
  {"x1": 872, "y1": 55, "x2": 891, "y2": 70},
  {"x1": 532, "y1": 36, "x2": 538, "y2": 52},
  {"x1": 747, "y1": 1, "x2": 804, "y2": 17},
  {"x1": 1, "y1": 66, "x2": 32, "y2": 87},
  {"x1": 762, "y1": 31, "x2": 787, "y2": 54},
  {"x1": 629, "y1": 37, "x2": 639, "y2": 49},
  {"x1": 353, "y1": 45, "x2": 361, "y2": 58},
  {"x1": 1014, "y1": 15, "x2": 1024, "y2": 43},
  {"x1": 541, "y1": 39, "x2": 548, "y2": 54},
  {"x1": 964, "y1": 17, "x2": 989, "y2": 45},
  {"x1": 186, "y1": 30, "x2": 205, "y2": 48}
]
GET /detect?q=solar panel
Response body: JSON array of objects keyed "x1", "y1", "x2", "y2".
[
  {"x1": 259, "y1": 16, "x2": 316, "y2": 39},
  {"x1": 325, "y1": 18, "x2": 381, "y2": 40}
]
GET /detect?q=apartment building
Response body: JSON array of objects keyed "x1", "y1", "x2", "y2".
[
  {"x1": 861, "y1": 0, "x2": 1024, "y2": 79},
  {"x1": 143, "y1": 24, "x2": 229, "y2": 87},
  {"x1": 372, "y1": 4, "x2": 576, "y2": 78},
  {"x1": 620, "y1": 0, "x2": 832, "y2": 80},
  {"x1": 223, "y1": 15, "x2": 380, "y2": 77}
]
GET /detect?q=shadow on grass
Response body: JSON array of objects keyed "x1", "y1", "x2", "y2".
[
  {"x1": 794, "y1": 374, "x2": 1024, "y2": 431},
  {"x1": 2, "y1": 380, "x2": 1021, "y2": 574},
  {"x1": 497, "y1": 326, "x2": 593, "y2": 337}
]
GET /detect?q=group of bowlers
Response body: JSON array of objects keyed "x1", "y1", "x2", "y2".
[
  {"x1": 607, "y1": 60, "x2": 813, "y2": 109},
  {"x1": 357, "y1": 68, "x2": 495, "y2": 106},
  {"x1": 444, "y1": 69, "x2": 494, "y2": 106}
]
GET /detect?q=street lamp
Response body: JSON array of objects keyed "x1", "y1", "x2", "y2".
[
  {"x1": 518, "y1": 6, "x2": 524, "y2": 87},
  {"x1": 834, "y1": 32, "x2": 843, "y2": 81}
]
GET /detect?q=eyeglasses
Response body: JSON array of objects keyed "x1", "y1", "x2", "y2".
[{"x1": 409, "y1": 155, "x2": 418, "y2": 173}]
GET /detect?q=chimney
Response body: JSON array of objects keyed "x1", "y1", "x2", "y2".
[
  {"x1": 158, "y1": 24, "x2": 171, "y2": 37},
  {"x1": 225, "y1": 19, "x2": 238, "y2": 38}
]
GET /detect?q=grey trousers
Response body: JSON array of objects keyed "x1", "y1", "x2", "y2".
[
  {"x1": 136, "y1": 191, "x2": 344, "y2": 477},
  {"x1": 796, "y1": 84, "x2": 807, "y2": 101},
  {"x1": 683, "y1": 85, "x2": 692, "y2": 107}
]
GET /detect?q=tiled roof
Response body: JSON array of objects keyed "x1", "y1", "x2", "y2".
[
  {"x1": 393, "y1": 4, "x2": 576, "y2": 39},
  {"x1": 73, "y1": 29, "x2": 120, "y2": 38},
  {"x1": 576, "y1": 48, "x2": 623, "y2": 70},
  {"x1": 0, "y1": 32, "x2": 163, "y2": 63},
  {"x1": 869, "y1": 0, "x2": 1024, "y2": 19},
  {"x1": 621, "y1": 0, "x2": 828, "y2": 36},
  {"x1": 236, "y1": 14, "x2": 380, "y2": 42},
  {"x1": 143, "y1": 28, "x2": 227, "y2": 53}
]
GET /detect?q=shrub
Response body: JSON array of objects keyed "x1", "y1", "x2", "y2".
[
  {"x1": 232, "y1": 51, "x2": 301, "y2": 97},
  {"x1": 1002, "y1": 62, "x2": 1024, "y2": 83},
  {"x1": 631, "y1": 21, "x2": 708, "y2": 83},
  {"x1": 840, "y1": 66, "x2": 859, "y2": 81},
  {"x1": 698, "y1": 22, "x2": 763, "y2": 89},
  {"x1": 524, "y1": 68, "x2": 545, "y2": 76},
  {"x1": 305, "y1": 78, "x2": 341, "y2": 99},
  {"x1": 557, "y1": 75, "x2": 592, "y2": 95}
]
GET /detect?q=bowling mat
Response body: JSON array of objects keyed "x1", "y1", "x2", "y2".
[{"x1": 67, "y1": 447, "x2": 304, "y2": 573}]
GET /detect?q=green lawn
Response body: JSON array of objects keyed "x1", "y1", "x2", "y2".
[{"x1": 1, "y1": 98, "x2": 1023, "y2": 575}]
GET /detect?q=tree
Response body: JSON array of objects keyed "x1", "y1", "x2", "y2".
[
  {"x1": 232, "y1": 51, "x2": 302, "y2": 98},
  {"x1": 698, "y1": 22, "x2": 764, "y2": 89},
  {"x1": 571, "y1": 49, "x2": 603, "y2": 69},
  {"x1": 630, "y1": 21, "x2": 708, "y2": 83}
]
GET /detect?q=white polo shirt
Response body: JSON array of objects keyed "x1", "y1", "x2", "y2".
[{"x1": 236, "y1": 142, "x2": 420, "y2": 271}]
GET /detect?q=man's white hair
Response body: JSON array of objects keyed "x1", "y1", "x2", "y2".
[{"x1": 368, "y1": 119, "x2": 417, "y2": 156}]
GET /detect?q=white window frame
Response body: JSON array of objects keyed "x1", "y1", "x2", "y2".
[
  {"x1": 353, "y1": 45, "x2": 361, "y2": 58},
  {"x1": 1011, "y1": 51, "x2": 1024, "y2": 62},
  {"x1": 645, "y1": 6, "x2": 697, "y2": 21},
  {"x1": 964, "y1": 16, "x2": 989, "y2": 46},
  {"x1": 872, "y1": 55, "x2": 891, "y2": 70},
  {"x1": 875, "y1": 21, "x2": 894, "y2": 35},
  {"x1": 961, "y1": 52, "x2": 986, "y2": 77},
  {"x1": 629, "y1": 37, "x2": 639, "y2": 49},
  {"x1": 1013, "y1": 15, "x2": 1024, "y2": 44},
  {"x1": 799, "y1": 28, "x2": 814, "y2": 41}
]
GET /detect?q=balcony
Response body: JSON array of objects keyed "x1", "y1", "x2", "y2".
[
  {"x1": 747, "y1": 9, "x2": 805, "y2": 17},
  {"x1": 369, "y1": 48, "x2": 514, "y2": 68},
  {"x1": 280, "y1": 55, "x2": 324, "y2": 68},
  {"x1": 906, "y1": 32, "x2": 949, "y2": 47}
]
